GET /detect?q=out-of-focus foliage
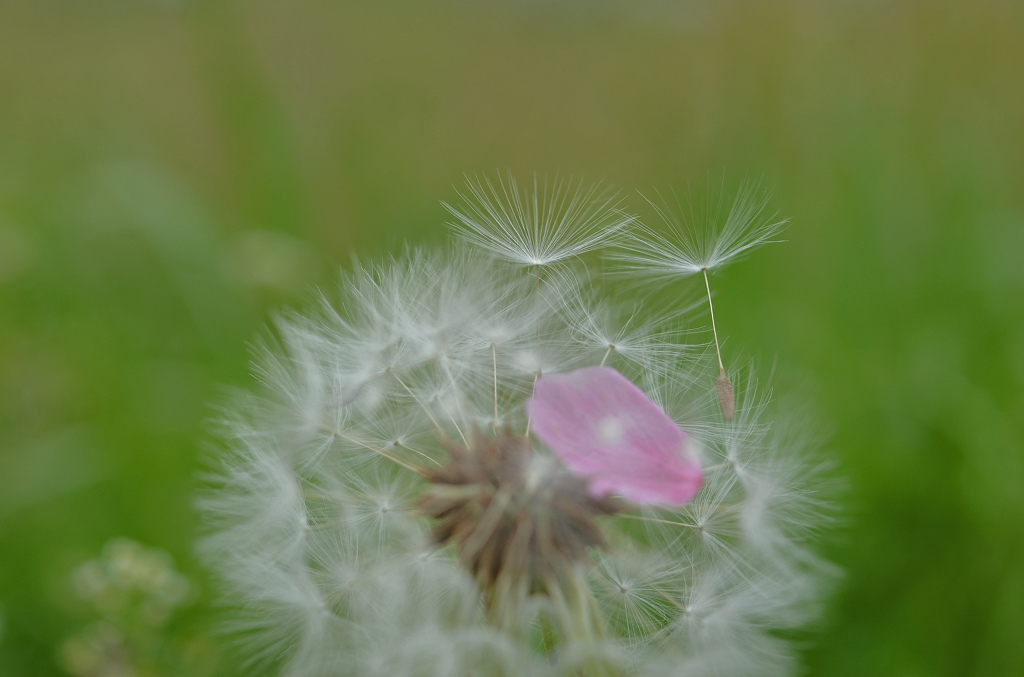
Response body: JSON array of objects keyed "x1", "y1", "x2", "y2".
[
  {"x1": 59, "y1": 538, "x2": 195, "y2": 677},
  {"x1": 0, "y1": 1, "x2": 1020, "y2": 675}
]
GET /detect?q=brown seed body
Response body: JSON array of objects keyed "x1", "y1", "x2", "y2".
[
  {"x1": 715, "y1": 372, "x2": 736, "y2": 421},
  {"x1": 418, "y1": 430, "x2": 617, "y2": 597}
]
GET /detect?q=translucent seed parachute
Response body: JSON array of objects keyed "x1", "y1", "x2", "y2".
[{"x1": 198, "y1": 176, "x2": 836, "y2": 677}]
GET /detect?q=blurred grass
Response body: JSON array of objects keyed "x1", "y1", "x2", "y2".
[{"x1": 0, "y1": 0, "x2": 1022, "y2": 675}]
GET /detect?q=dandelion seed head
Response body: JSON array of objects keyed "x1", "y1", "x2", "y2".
[{"x1": 200, "y1": 174, "x2": 837, "y2": 676}]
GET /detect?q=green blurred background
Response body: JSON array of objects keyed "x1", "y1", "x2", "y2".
[{"x1": 1, "y1": 0, "x2": 1022, "y2": 675}]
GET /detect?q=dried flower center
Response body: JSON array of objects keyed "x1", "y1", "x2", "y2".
[{"x1": 418, "y1": 431, "x2": 618, "y2": 599}]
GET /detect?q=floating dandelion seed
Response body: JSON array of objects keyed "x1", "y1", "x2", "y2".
[
  {"x1": 613, "y1": 179, "x2": 788, "y2": 421},
  {"x1": 444, "y1": 172, "x2": 631, "y2": 268},
  {"x1": 613, "y1": 178, "x2": 788, "y2": 277},
  {"x1": 200, "y1": 175, "x2": 835, "y2": 677}
]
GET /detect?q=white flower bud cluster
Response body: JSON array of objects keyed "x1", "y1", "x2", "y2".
[{"x1": 60, "y1": 538, "x2": 193, "y2": 677}]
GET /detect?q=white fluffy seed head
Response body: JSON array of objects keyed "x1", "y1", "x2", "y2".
[{"x1": 198, "y1": 175, "x2": 836, "y2": 676}]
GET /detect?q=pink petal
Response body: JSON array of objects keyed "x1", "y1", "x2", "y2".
[{"x1": 526, "y1": 366, "x2": 702, "y2": 506}]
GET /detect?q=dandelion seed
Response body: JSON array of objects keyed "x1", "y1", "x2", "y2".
[
  {"x1": 614, "y1": 178, "x2": 787, "y2": 277},
  {"x1": 714, "y1": 359, "x2": 736, "y2": 422},
  {"x1": 200, "y1": 176, "x2": 835, "y2": 677},
  {"x1": 444, "y1": 172, "x2": 631, "y2": 268},
  {"x1": 613, "y1": 179, "x2": 787, "y2": 421}
]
